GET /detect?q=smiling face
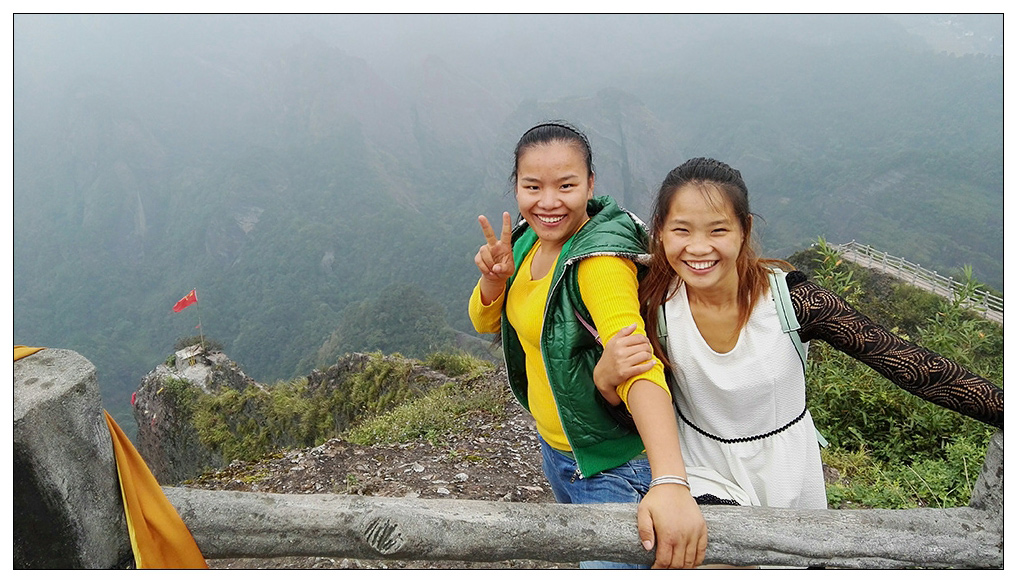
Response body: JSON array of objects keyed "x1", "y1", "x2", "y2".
[
  {"x1": 661, "y1": 183, "x2": 746, "y2": 296},
  {"x1": 515, "y1": 141, "x2": 594, "y2": 253}
]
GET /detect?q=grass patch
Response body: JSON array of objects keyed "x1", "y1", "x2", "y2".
[
  {"x1": 424, "y1": 349, "x2": 494, "y2": 377},
  {"x1": 190, "y1": 353, "x2": 429, "y2": 462},
  {"x1": 345, "y1": 376, "x2": 507, "y2": 446},
  {"x1": 822, "y1": 433, "x2": 989, "y2": 509}
]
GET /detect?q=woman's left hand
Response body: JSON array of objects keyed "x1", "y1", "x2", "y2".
[
  {"x1": 593, "y1": 323, "x2": 655, "y2": 406},
  {"x1": 637, "y1": 482, "x2": 708, "y2": 568}
]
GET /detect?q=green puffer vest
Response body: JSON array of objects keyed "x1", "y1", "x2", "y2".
[{"x1": 501, "y1": 196, "x2": 651, "y2": 477}]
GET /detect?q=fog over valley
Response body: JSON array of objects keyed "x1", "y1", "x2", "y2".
[{"x1": 13, "y1": 14, "x2": 1002, "y2": 433}]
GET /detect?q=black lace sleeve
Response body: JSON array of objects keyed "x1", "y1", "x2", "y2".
[{"x1": 785, "y1": 271, "x2": 1003, "y2": 429}]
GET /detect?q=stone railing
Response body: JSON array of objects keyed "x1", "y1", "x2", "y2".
[{"x1": 14, "y1": 349, "x2": 1004, "y2": 569}]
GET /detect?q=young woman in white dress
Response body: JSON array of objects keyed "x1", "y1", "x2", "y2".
[{"x1": 593, "y1": 157, "x2": 1003, "y2": 509}]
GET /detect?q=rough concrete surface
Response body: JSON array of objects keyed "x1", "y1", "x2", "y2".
[{"x1": 14, "y1": 348, "x2": 133, "y2": 569}]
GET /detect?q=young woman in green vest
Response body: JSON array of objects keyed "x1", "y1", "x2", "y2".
[{"x1": 469, "y1": 122, "x2": 707, "y2": 568}]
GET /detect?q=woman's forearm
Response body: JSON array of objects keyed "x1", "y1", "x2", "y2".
[{"x1": 627, "y1": 378, "x2": 687, "y2": 478}]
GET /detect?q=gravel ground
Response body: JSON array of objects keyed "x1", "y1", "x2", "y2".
[{"x1": 185, "y1": 395, "x2": 575, "y2": 569}]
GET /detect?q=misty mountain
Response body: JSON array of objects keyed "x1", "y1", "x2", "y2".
[{"x1": 13, "y1": 15, "x2": 1002, "y2": 433}]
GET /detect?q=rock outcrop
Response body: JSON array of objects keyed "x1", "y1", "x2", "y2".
[
  {"x1": 134, "y1": 348, "x2": 454, "y2": 485},
  {"x1": 133, "y1": 345, "x2": 259, "y2": 485}
]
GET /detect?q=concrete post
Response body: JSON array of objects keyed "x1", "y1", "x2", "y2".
[{"x1": 14, "y1": 349, "x2": 133, "y2": 569}]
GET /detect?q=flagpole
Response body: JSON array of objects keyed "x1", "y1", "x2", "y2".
[{"x1": 196, "y1": 290, "x2": 205, "y2": 353}]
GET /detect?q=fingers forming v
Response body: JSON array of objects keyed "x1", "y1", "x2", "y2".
[
  {"x1": 478, "y1": 215, "x2": 498, "y2": 247},
  {"x1": 500, "y1": 211, "x2": 513, "y2": 245},
  {"x1": 477, "y1": 245, "x2": 495, "y2": 274}
]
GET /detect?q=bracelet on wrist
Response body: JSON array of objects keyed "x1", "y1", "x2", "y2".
[{"x1": 649, "y1": 475, "x2": 690, "y2": 490}]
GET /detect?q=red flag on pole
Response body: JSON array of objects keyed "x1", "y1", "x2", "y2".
[{"x1": 173, "y1": 290, "x2": 198, "y2": 313}]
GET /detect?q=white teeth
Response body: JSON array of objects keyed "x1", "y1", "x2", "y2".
[
  {"x1": 686, "y1": 261, "x2": 717, "y2": 270},
  {"x1": 538, "y1": 215, "x2": 565, "y2": 224}
]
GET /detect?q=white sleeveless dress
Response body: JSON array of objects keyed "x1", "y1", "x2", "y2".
[{"x1": 666, "y1": 283, "x2": 827, "y2": 509}]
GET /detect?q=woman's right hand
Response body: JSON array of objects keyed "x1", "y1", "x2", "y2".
[
  {"x1": 475, "y1": 212, "x2": 515, "y2": 303},
  {"x1": 593, "y1": 323, "x2": 655, "y2": 405},
  {"x1": 638, "y1": 483, "x2": 708, "y2": 568}
]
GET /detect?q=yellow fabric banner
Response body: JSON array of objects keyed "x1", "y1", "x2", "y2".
[
  {"x1": 14, "y1": 345, "x2": 45, "y2": 361},
  {"x1": 104, "y1": 411, "x2": 208, "y2": 569}
]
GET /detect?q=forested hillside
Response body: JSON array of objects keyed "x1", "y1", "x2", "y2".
[{"x1": 13, "y1": 15, "x2": 1002, "y2": 434}]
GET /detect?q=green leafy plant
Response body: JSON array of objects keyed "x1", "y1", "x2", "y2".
[
  {"x1": 804, "y1": 242, "x2": 1001, "y2": 509},
  {"x1": 914, "y1": 265, "x2": 999, "y2": 373},
  {"x1": 812, "y1": 237, "x2": 862, "y2": 304},
  {"x1": 188, "y1": 351, "x2": 464, "y2": 462},
  {"x1": 822, "y1": 433, "x2": 989, "y2": 509},
  {"x1": 159, "y1": 376, "x2": 199, "y2": 418}
]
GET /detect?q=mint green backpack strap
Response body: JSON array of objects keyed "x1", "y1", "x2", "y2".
[
  {"x1": 656, "y1": 304, "x2": 668, "y2": 358},
  {"x1": 767, "y1": 268, "x2": 807, "y2": 371},
  {"x1": 768, "y1": 269, "x2": 828, "y2": 448}
]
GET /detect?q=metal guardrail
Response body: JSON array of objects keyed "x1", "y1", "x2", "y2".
[{"x1": 833, "y1": 241, "x2": 1003, "y2": 324}]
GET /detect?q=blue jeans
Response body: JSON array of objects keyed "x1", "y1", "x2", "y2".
[{"x1": 539, "y1": 437, "x2": 651, "y2": 569}]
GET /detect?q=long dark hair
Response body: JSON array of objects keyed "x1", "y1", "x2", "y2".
[{"x1": 641, "y1": 157, "x2": 793, "y2": 368}]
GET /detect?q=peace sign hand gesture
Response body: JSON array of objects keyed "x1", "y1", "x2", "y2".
[{"x1": 475, "y1": 212, "x2": 515, "y2": 304}]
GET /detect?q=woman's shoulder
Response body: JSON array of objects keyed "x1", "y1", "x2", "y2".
[
  {"x1": 572, "y1": 197, "x2": 648, "y2": 250},
  {"x1": 785, "y1": 270, "x2": 809, "y2": 288},
  {"x1": 784, "y1": 270, "x2": 840, "y2": 299},
  {"x1": 576, "y1": 254, "x2": 638, "y2": 278},
  {"x1": 763, "y1": 268, "x2": 813, "y2": 306},
  {"x1": 782, "y1": 270, "x2": 861, "y2": 331},
  {"x1": 783, "y1": 270, "x2": 838, "y2": 306}
]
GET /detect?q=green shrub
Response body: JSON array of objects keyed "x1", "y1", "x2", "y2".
[
  {"x1": 174, "y1": 335, "x2": 225, "y2": 352},
  {"x1": 811, "y1": 237, "x2": 862, "y2": 304},
  {"x1": 188, "y1": 353, "x2": 443, "y2": 462},
  {"x1": 332, "y1": 352, "x2": 422, "y2": 421},
  {"x1": 822, "y1": 433, "x2": 989, "y2": 509},
  {"x1": 159, "y1": 376, "x2": 199, "y2": 419},
  {"x1": 424, "y1": 349, "x2": 494, "y2": 377},
  {"x1": 346, "y1": 376, "x2": 507, "y2": 446}
]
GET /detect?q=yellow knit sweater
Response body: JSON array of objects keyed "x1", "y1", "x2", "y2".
[{"x1": 469, "y1": 243, "x2": 667, "y2": 451}]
